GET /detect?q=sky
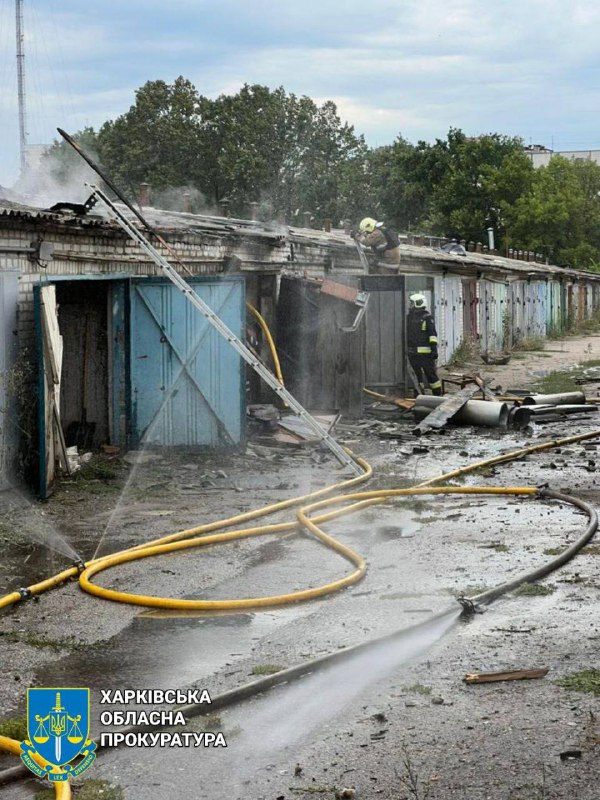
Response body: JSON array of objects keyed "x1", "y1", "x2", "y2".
[{"x1": 1, "y1": 0, "x2": 600, "y2": 187}]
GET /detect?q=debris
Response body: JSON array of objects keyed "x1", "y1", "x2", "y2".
[
  {"x1": 277, "y1": 411, "x2": 340, "y2": 443},
  {"x1": 294, "y1": 764, "x2": 303, "y2": 776},
  {"x1": 481, "y1": 351, "x2": 511, "y2": 365},
  {"x1": 335, "y1": 789, "x2": 355, "y2": 799},
  {"x1": 412, "y1": 386, "x2": 480, "y2": 434},
  {"x1": 559, "y1": 749, "x2": 582, "y2": 761},
  {"x1": 463, "y1": 668, "x2": 549, "y2": 684}
]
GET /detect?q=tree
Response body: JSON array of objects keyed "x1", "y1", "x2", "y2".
[
  {"x1": 507, "y1": 156, "x2": 600, "y2": 268},
  {"x1": 97, "y1": 77, "x2": 204, "y2": 197},
  {"x1": 420, "y1": 128, "x2": 534, "y2": 246}
]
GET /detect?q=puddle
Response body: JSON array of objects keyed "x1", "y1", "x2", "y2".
[{"x1": 31, "y1": 606, "x2": 307, "y2": 700}]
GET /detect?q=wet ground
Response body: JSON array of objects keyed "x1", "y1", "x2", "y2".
[{"x1": 1, "y1": 334, "x2": 600, "y2": 799}]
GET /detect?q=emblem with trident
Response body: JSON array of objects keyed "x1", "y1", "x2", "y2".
[{"x1": 33, "y1": 692, "x2": 83, "y2": 763}]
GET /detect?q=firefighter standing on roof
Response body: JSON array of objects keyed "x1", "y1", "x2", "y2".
[
  {"x1": 406, "y1": 293, "x2": 442, "y2": 396},
  {"x1": 354, "y1": 218, "x2": 401, "y2": 266}
]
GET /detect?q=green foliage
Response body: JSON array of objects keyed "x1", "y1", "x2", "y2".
[
  {"x1": 556, "y1": 669, "x2": 600, "y2": 696},
  {"x1": 35, "y1": 780, "x2": 124, "y2": 800},
  {"x1": 40, "y1": 79, "x2": 600, "y2": 267},
  {"x1": 513, "y1": 582, "x2": 555, "y2": 596},
  {"x1": 507, "y1": 157, "x2": 600, "y2": 267},
  {"x1": 251, "y1": 663, "x2": 283, "y2": 675},
  {"x1": 0, "y1": 716, "x2": 27, "y2": 741}
]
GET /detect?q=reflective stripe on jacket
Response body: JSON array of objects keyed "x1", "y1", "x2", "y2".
[{"x1": 407, "y1": 309, "x2": 438, "y2": 356}]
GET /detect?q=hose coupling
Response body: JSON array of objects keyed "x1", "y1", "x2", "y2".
[
  {"x1": 457, "y1": 596, "x2": 479, "y2": 616},
  {"x1": 72, "y1": 558, "x2": 86, "y2": 574},
  {"x1": 18, "y1": 587, "x2": 32, "y2": 602}
]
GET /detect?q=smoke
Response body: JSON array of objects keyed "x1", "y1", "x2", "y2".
[
  {"x1": 7, "y1": 146, "x2": 101, "y2": 209},
  {"x1": 151, "y1": 185, "x2": 209, "y2": 214}
]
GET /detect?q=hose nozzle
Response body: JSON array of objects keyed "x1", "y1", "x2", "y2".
[
  {"x1": 457, "y1": 596, "x2": 479, "y2": 616},
  {"x1": 72, "y1": 559, "x2": 86, "y2": 574}
]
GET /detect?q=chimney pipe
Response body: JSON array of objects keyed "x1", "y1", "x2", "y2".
[
  {"x1": 139, "y1": 183, "x2": 151, "y2": 207},
  {"x1": 183, "y1": 192, "x2": 192, "y2": 213}
]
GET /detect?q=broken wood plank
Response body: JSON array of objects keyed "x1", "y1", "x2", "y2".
[
  {"x1": 463, "y1": 667, "x2": 549, "y2": 684},
  {"x1": 413, "y1": 386, "x2": 480, "y2": 434}
]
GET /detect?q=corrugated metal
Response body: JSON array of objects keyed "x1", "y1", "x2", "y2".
[
  {"x1": 0, "y1": 271, "x2": 18, "y2": 488},
  {"x1": 479, "y1": 280, "x2": 508, "y2": 352},
  {"x1": 433, "y1": 275, "x2": 463, "y2": 363},
  {"x1": 129, "y1": 277, "x2": 245, "y2": 447}
]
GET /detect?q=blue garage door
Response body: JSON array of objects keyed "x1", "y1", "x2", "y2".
[{"x1": 129, "y1": 277, "x2": 245, "y2": 447}]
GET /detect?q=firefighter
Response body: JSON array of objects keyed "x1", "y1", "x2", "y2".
[
  {"x1": 406, "y1": 293, "x2": 442, "y2": 396},
  {"x1": 353, "y1": 217, "x2": 401, "y2": 266}
]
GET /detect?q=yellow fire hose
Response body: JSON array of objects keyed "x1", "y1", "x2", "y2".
[
  {"x1": 246, "y1": 303, "x2": 285, "y2": 389},
  {"x1": 0, "y1": 735, "x2": 71, "y2": 799}
]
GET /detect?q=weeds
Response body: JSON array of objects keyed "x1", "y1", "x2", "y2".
[
  {"x1": 403, "y1": 683, "x2": 432, "y2": 695},
  {"x1": 556, "y1": 669, "x2": 600, "y2": 696},
  {"x1": 447, "y1": 336, "x2": 479, "y2": 368},
  {"x1": 395, "y1": 743, "x2": 432, "y2": 800},
  {"x1": 534, "y1": 371, "x2": 580, "y2": 394},
  {"x1": 0, "y1": 716, "x2": 27, "y2": 740},
  {"x1": 478, "y1": 542, "x2": 510, "y2": 552},
  {"x1": 0, "y1": 631, "x2": 86, "y2": 651},
  {"x1": 34, "y1": 780, "x2": 124, "y2": 800},
  {"x1": 512, "y1": 336, "x2": 546, "y2": 352},
  {"x1": 250, "y1": 663, "x2": 283, "y2": 676},
  {"x1": 513, "y1": 582, "x2": 555, "y2": 597}
]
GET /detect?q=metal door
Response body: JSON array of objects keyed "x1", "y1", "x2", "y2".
[
  {"x1": 362, "y1": 275, "x2": 406, "y2": 392},
  {"x1": 129, "y1": 277, "x2": 245, "y2": 447}
]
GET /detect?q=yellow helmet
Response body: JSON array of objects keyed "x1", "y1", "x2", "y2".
[{"x1": 359, "y1": 217, "x2": 377, "y2": 233}]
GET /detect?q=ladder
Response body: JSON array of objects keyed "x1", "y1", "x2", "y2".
[{"x1": 88, "y1": 185, "x2": 362, "y2": 476}]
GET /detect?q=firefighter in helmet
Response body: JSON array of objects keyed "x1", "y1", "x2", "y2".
[
  {"x1": 354, "y1": 217, "x2": 401, "y2": 266},
  {"x1": 406, "y1": 293, "x2": 442, "y2": 396}
]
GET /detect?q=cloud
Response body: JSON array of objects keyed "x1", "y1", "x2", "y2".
[{"x1": 2, "y1": 0, "x2": 600, "y2": 186}]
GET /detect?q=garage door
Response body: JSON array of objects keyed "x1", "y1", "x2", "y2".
[{"x1": 129, "y1": 277, "x2": 245, "y2": 447}]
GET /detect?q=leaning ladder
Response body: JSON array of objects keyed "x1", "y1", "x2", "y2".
[{"x1": 88, "y1": 185, "x2": 362, "y2": 476}]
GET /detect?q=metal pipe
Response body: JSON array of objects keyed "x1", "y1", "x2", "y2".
[
  {"x1": 413, "y1": 395, "x2": 509, "y2": 427},
  {"x1": 522, "y1": 391, "x2": 586, "y2": 406},
  {"x1": 524, "y1": 404, "x2": 598, "y2": 417}
]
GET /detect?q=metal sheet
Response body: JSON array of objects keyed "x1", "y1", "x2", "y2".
[
  {"x1": 363, "y1": 276, "x2": 406, "y2": 391},
  {"x1": 129, "y1": 277, "x2": 245, "y2": 447},
  {"x1": 0, "y1": 271, "x2": 18, "y2": 489}
]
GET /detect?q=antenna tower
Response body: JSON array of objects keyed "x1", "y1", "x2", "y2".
[{"x1": 15, "y1": 0, "x2": 27, "y2": 172}]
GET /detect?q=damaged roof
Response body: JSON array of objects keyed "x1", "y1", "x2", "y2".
[{"x1": 0, "y1": 196, "x2": 599, "y2": 283}]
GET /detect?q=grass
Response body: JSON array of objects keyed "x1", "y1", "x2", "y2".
[
  {"x1": 450, "y1": 584, "x2": 489, "y2": 597},
  {"x1": 513, "y1": 582, "x2": 555, "y2": 597},
  {"x1": 35, "y1": 780, "x2": 124, "y2": 800},
  {"x1": 478, "y1": 542, "x2": 510, "y2": 552},
  {"x1": 556, "y1": 669, "x2": 600, "y2": 696},
  {"x1": 0, "y1": 631, "x2": 87, "y2": 651},
  {"x1": 447, "y1": 336, "x2": 479, "y2": 368},
  {"x1": 512, "y1": 336, "x2": 546, "y2": 352},
  {"x1": 534, "y1": 371, "x2": 580, "y2": 394},
  {"x1": 250, "y1": 663, "x2": 283, "y2": 676},
  {"x1": 0, "y1": 716, "x2": 27, "y2": 741},
  {"x1": 543, "y1": 547, "x2": 564, "y2": 556},
  {"x1": 403, "y1": 683, "x2": 432, "y2": 695},
  {"x1": 582, "y1": 544, "x2": 600, "y2": 556}
]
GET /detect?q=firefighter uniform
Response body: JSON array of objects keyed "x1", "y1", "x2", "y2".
[{"x1": 406, "y1": 300, "x2": 442, "y2": 395}]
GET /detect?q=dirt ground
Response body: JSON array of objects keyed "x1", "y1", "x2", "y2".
[{"x1": 1, "y1": 332, "x2": 600, "y2": 800}]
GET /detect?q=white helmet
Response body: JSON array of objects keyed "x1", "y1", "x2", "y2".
[{"x1": 409, "y1": 293, "x2": 427, "y2": 309}]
